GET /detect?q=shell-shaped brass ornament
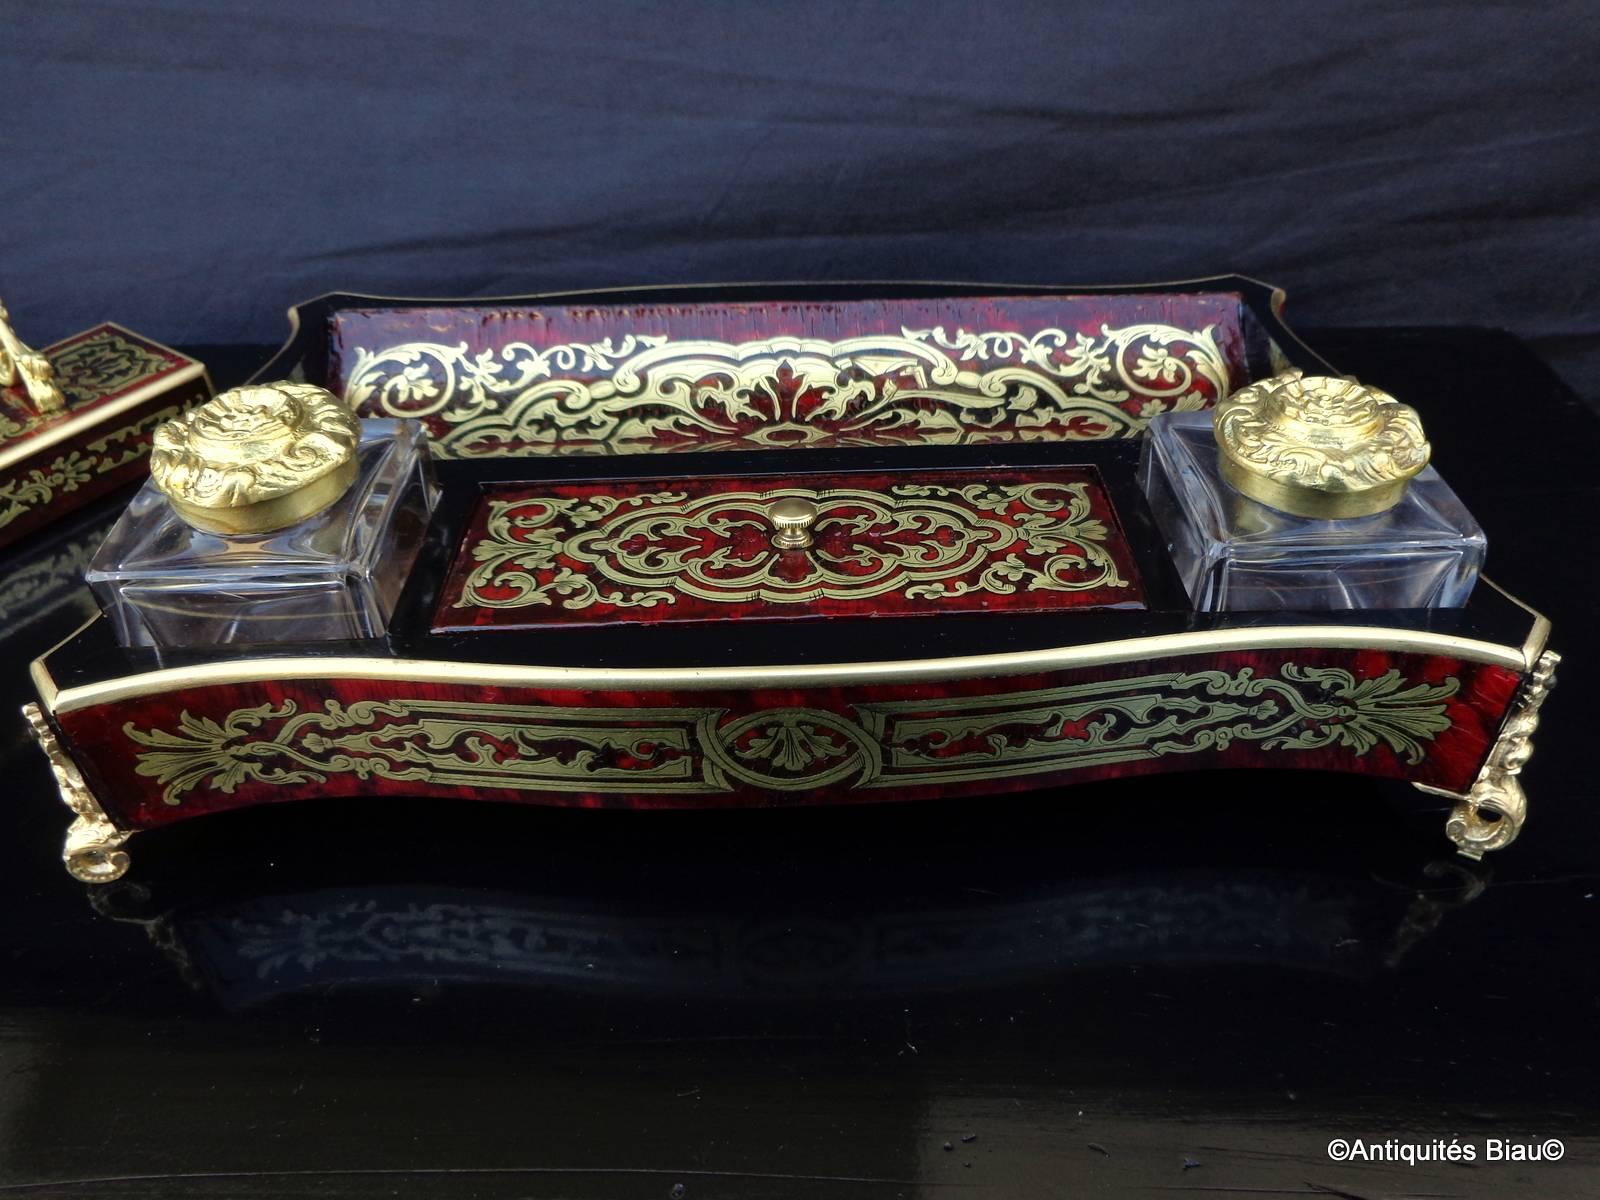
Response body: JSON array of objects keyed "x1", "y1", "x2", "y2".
[
  {"x1": 150, "y1": 382, "x2": 360, "y2": 535},
  {"x1": 1213, "y1": 370, "x2": 1431, "y2": 519}
]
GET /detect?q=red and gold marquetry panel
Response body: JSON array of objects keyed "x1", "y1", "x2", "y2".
[
  {"x1": 54, "y1": 647, "x2": 1520, "y2": 831},
  {"x1": 432, "y1": 466, "x2": 1146, "y2": 630},
  {"x1": 332, "y1": 293, "x2": 1250, "y2": 457}
]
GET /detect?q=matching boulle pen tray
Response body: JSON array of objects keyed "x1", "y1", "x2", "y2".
[
  {"x1": 254, "y1": 276, "x2": 1321, "y2": 455},
  {"x1": 26, "y1": 279, "x2": 1558, "y2": 882}
]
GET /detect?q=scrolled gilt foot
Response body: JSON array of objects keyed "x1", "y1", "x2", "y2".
[
  {"x1": 1443, "y1": 650, "x2": 1558, "y2": 860},
  {"x1": 23, "y1": 703, "x2": 135, "y2": 884},
  {"x1": 62, "y1": 814, "x2": 132, "y2": 883},
  {"x1": 1446, "y1": 777, "x2": 1527, "y2": 859}
]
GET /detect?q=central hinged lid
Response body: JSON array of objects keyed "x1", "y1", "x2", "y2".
[{"x1": 433, "y1": 466, "x2": 1145, "y2": 630}]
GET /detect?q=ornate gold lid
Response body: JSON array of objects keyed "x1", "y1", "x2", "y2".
[
  {"x1": 1213, "y1": 370, "x2": 1431, "y2": 519},
  {"x1": 150, "y1": 382, "x2": 361, "y2": 535}
]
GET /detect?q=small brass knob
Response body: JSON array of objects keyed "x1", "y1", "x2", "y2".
[{"x1": 768, "y1": 495, "x2": 819, "y2": 551}]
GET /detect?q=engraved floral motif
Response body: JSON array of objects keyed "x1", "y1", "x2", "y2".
[
  {"x1": 0, "y1": 330, "x2": 183, "y2": 445},
  {"x1": 450, "y1": 480, "x2": 1133, "y2": 615},
  {"x1": 0, "y1": 452, "x2": 93, "y2": 527},
  {"x1": 870, "y1": 665, "x2": 1460, "y2": 783},
  {"x1": 1260, "y1": 665, "x2": 1455, "y2": 762},
  {"x1": 709, "y1": 709, "x2": 878, "y2": 790},
  {"x1": 125, "y1": 699, "x2": 711, "y2": 805},
  {"x1": 1, "y1": 331, "x2": 182, "y2": 443},
  {"x1": 122, "y1": 665, "x2": 1458, "y2": 804},
  {"x1": 444, "y1": 480, "x2": 1132, "y2": 614},
  {"x1": 345, "y1": 323, "x2": 1231, "y2": 457},
  {"x1": 125, "y1": 702, "x2": 329, "y2": 802},
  {"x1": 50, "y1": 332, "x2": 177, "y2": 405}
]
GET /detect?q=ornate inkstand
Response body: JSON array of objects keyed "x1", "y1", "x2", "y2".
[{"x1": 22, "y1": 280, "x2": 1557, "y2": 881}]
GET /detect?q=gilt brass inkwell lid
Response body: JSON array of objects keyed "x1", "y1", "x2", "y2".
[
  {"x1": 150, "y1": 382, "x2": 361, "y2": 535},
  {"x1": 1213, "y1": 369, "x2": 1431, "y2": 519}
]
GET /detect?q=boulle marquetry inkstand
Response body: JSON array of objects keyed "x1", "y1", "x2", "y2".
[{"x1": 23, "y1": 279, "x2": 1558, "y2": 883}]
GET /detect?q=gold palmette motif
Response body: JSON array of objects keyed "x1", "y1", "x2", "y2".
[
  {"x1": 456, "y1": 481, "x2": 1131, "y2": 611},
  {"x1": 345, "y1": 323, "x2": 1231, "y2": 457},
  {"x1": 122, "y1": 665, "x2": 1458, "y2": 805}
]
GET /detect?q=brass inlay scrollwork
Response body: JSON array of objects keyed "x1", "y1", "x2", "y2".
[
  {"x1": 345, "y1": 323, "x2": 1231, "y2": 457},
  {"x1": 125, "y1": 699, "x2": 718, "y2": 805},
  {"x1": 0, "y1": 405, "x2": 180, "y2": 530},
  {"x1": 48, "y1": 331, "x2": 178, "y2": 408},
  {"x1": 451, "y1": 480, "x2": 1132, "y2": 613},
  {"x1": 0, "y1": 329, "x2": 184, "y2": 443},
  {"x1": 122, "y1": 665, "x2": 1458, "y2": 806}
]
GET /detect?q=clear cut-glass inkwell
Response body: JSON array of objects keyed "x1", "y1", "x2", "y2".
[
  {"x1": 87, "y1": 381, "x2": 436, "y2": 648},
  {"x1": 1139, "y1": 370, "x2": 1485, "y2": 611}
]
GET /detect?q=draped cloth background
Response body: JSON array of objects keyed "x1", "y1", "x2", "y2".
[{"x1": 3, "y1": 0, "x2": 1597, "y2": 402}]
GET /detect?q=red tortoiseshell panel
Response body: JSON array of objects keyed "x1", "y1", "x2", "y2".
[
  {"x1": 58, "y1": 647, "x2": 1522, "y2": 831},
  {"x1": 432, "y1": 466, "x2": 1146, "y2": 630}
]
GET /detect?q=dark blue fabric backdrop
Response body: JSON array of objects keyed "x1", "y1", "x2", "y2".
[{"x1": 4, "y1": 1, "x2": 1597, "y2": 399}]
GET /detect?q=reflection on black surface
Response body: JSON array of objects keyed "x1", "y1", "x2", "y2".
[
  {"x1": 0, "y1": 497, "x2": 1500, "y2": 1012},
  {"x1": 80, "y1": 792, "x2": 1490, "y2": 1013}
]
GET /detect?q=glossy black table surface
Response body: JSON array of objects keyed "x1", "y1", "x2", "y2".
[{"x1": 0, "y1": 328, "x2": 1595, "y2": 1198}]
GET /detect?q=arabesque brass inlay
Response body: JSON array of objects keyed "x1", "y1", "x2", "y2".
[
  {"x1": 122, "y1": 665, "x2": 1458, "y2": 805},
  {"x1": 50, "y1": 331, "x2": 180, "y2": 408},
  {"x1": 0, "y1": 405, "x2": 180, "y2": 530},
  {"x1": 345, "y1": 323, "x2": 1231, "y2": 456},
  {"x1": 0, "y1": 330, "x2": 184, "y2": 443},
  {"x1": 450, "y1": 479, "x2": 1134, "y2": 615}
]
